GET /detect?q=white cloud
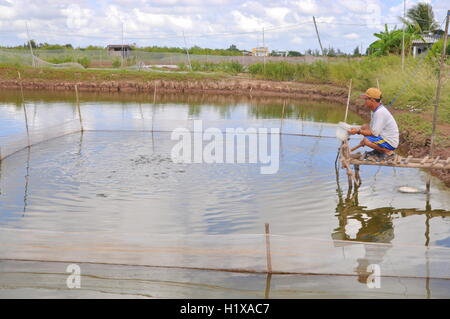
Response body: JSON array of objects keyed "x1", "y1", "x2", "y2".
[
  {"x1": 293, "y1": 0, "x2": 319, "y2": 15},
  {"x1": 291, "y1": 36, "x2": 303, "y2": 44},
  {"x1": 344, "y1": 33, "x2": 359, "y2": 39},
  {"x1": 0, "y1": 5, "x2": 15, "y2": 19},
  {"x1": 265, "y1": 7, "x2": 290, "y2": 25},
  {"x1": 231, "y1": 10, "x2": 265, "y2": 31}
]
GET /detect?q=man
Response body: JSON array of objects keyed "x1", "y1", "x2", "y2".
[{"x1": 348, "y1": 88, "x2": 399, "y2": 160}]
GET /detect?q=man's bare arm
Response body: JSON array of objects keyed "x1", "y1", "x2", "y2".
[{"x1": 348, "y1": 126, "x2": 374, "y2": 136}]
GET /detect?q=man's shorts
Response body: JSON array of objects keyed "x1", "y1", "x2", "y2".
[{"x1": 366, "y1": 136, "x2": 396, "y2": 151}]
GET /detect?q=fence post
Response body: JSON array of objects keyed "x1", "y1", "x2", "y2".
[
  {"x1": 75, "y1": 85, "x2": 84, "y2": 132},
  {"x1": 344, "y1": 79, "x2": 352, "y2": 123},
  {"x1": 265, "y1": 223, "x2": 272, "y2": 274},
  {"x1": 427, "y1": 10, "x2": 449, "y2": 192},
  {"x1": 18, "y1": 72, "x2": 30, "y2": 147}
]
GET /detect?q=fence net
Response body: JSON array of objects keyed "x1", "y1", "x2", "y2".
[{"x1": 0, "y1": 94, "x2": 449, "y2": 298}]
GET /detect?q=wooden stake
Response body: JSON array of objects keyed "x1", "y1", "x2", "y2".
[
  {"x1": 427, "y1": 10, "x2": 449, "y2": 192},
  {"x1": 74, "y1": 85, "x2": 84, "y2": 132},
  {"x1": 344, "y1": 79, "x2": 352, "y2": 123},
  {"x1": 265, "y1": 223, "x2": 272, "y2": 274},
  {"x1": 430, "y1": 11, "x2": 449, "y2": 158},
  {"x1": 183, "y1": 31, "x2": 192, "y2": 71},
  {"x1": 18, "y1": 72, "x2": 30, "y2": 147}
]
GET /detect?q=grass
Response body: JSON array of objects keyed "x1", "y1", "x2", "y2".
[
  {"x1": 248, "y1": 56, "x2": 449, "y2": 116},
  {"x1": 178, "y1": 61, "x2": 244, "y2": 74},
  {"x1": 0, "y1": 63, "x2": 227, "y2": 82}
]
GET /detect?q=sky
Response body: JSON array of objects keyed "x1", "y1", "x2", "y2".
[{"x1": 0, "y1": 0, "x2": 448, "y2": 54}]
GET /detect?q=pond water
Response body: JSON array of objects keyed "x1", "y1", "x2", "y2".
[{"x1": 0, "y1": 90, "x2": 449, "y2": 298}]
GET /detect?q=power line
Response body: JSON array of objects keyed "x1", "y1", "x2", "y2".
[{"x1": 0, "y1": 18, "x2": 409, "y2": 41}]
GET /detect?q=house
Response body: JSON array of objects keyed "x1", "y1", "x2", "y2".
[
  {"x1": 252, "y1": 47, "x2": 269, "y2": 57},
  {"x1": 411, "y1": 34, "x2": 441, "y2": 57},
  {"x1": 106, "y1": 44, "x2": 132, "y2": 58}
]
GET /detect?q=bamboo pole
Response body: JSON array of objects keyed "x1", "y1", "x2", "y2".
[
  {"x1": 427, "y1": 10, "x2": 449, "y2": 192},
  {"x1": 183, "y1": 31, "x2": 192, "y2": 71},
  {"x1": 264, "y1": 223, "x2": 272, "y2": 274},
  {"x1": 429, "y1": 11, "x2": 449, "y2": 158},
  {"x1": 401, "y1": 0, "x2": 406, "y2": 72},
  {"x1": 18, "y1": 72, "x2": 30, "y2": 147},
  {"x1": 349, "y1": 159, "x2": 450, "y2": 169},
  {"x1": 26, "y1": 22, "x2": 35, "y2": 68},
  {"x1": 74, "y1": 85, "x2": 84, "y2": 132},
  {"x1": 344, "y1": 79, "x2": 352, "y2": 123}
]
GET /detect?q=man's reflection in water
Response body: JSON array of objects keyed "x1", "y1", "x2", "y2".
[
  {"x1": 332, "y1": 185, "x2": 394, "y2": 284},
  {"x1": 332, "y1": 181, "x2": 450, "y2": 286}
]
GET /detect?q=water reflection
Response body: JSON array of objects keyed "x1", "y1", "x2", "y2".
[
  {"x1": 0, "y1": 89, "x2": 362, "y2": 122},
  {"x1": 333, "y1": 180, "x2": 450, "y2": 289},
  {"x1": 23, "y1": 146, "x2": 31, "y2": 216}
]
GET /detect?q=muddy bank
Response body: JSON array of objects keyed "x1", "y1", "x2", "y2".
[{"x1": 0, "y1": 78, "x2": 349, "y2": 103}]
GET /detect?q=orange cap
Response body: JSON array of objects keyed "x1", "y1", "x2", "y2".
[{"x1": 360, "y1": 88, "x2": 382, "y2": 99}]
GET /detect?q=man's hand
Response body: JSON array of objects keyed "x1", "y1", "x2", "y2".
[{"x1": 348, "y1": 128, "x2": 360, "y2": 135}]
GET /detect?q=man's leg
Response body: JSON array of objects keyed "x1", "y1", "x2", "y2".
[{"x1": 361, "y1": 137, "x2": 393, "y2": 155}]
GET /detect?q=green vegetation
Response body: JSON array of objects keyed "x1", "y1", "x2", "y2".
[
  {"x1": 368, "y1": 2, "x2": 443, "y2": 57},
  {"x1": 136, "y1": 45, "x2": 244, "y2": 56},
  {"x1": 246, "y1": 55, "x2": 449, "y2": 147},
  {"x1": 112, "y1": 58, "x2": 121, "y2": 68},
  {"x1": 0, "y1": 63, "x2": 225, "y2": 82},
  {"x1": 178, "y1": 61, "x2": 244, "y2": 74},
  {"x1": 247, "y1": 56, "x2": 448, "y2": 116},
  {"x1": 368, "y1": 24, "x2": 422, "y2": 56}
]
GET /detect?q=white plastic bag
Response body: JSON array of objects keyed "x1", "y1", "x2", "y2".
[{"x1": 336, "y1": 122, "x2": 361, "y2": 141}]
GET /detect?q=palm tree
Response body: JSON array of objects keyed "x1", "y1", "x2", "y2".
[{"x1": 403, "y1": 2, "x2": 439, "y2": 33}]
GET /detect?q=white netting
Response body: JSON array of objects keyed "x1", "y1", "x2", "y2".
[
  {"x1": 0, "y1": 100, "x2": 82, "y2": 160},
  {"x1": 33, "y1": 56, "x2": 84, "y2": 69},
  {"x1": 0, "y1": 48, "x2": 331, "y2": 69},
  {"x1": 0, "y1": 228, "x2": 448, "y2": 280}
]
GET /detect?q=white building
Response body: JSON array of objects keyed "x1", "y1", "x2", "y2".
[
  {"x1": 411, "y1": 34, "x2": 441, "y2": 57},
  {"x1": 252, "y1": 47, "x2": 269, "y2": 57}
]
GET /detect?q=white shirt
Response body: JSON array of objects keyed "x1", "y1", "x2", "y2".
[{"x1": 370, "y1": 104, "x2": 399, "y2": 148}]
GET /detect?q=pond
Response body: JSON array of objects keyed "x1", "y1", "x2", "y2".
[{"x1": 0, "y1": 90, "x2": 449, "y2": 298}]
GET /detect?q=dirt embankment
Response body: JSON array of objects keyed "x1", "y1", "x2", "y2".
[
  {"x1": 0, "y1": 76, "x2": 448, "y2": 187},
  {"x1": 0, "y1": 77, "x2": 349, "y2": 103}
]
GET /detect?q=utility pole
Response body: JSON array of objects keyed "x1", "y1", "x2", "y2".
[
  {"x1": 427, "y1": 10, "x2": 449, "y2": 192},
  {"x1": 26, "y1": 22, "x2": 35, "y2": 67},
  {"x1": 313, "y1": 16, "x2": 324, "y2": 56},
  {"x1": 401, "y1": 0, "x2": 406, "y2": 71}
]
